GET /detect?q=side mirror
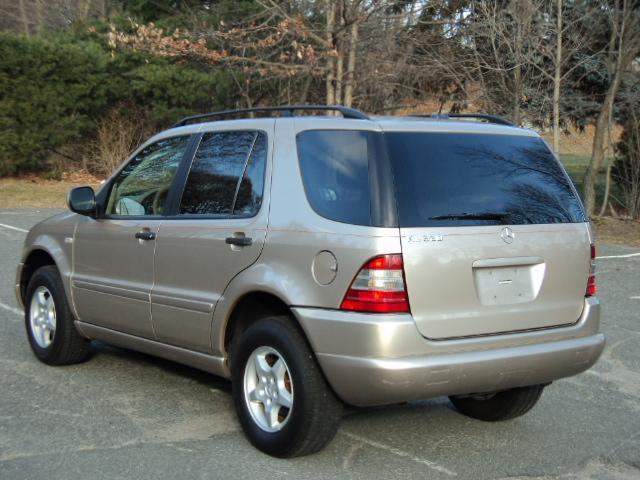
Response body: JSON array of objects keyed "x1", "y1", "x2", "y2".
[{"x1": 67, "y1": 186, "x2": 96, "y2": 216}]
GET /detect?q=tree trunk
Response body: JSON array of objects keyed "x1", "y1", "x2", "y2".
[
  {"x1": 299, "y1": 75, "x2": 313, "y2": 104},
  {"x1": 513, "y1": 62, "x2": 521, "y2": 125},
  {"x1": 19, "y1": 0, "x2": 30, "y2": 36},
  {"x1": 335, "y1": 47, "x2": 344, "y2": 104},
  {"x1": 583, "y1": 78, "x2": 619, "y2": 214},
  {"x1": 599, "y1": 158, "x2": 612, "y2": 216},
  {"x1": 325, "y1": 0, "x2": 336, "y2": 105},
  {"x1": 82, "y1": 0, "x2": 92, "y2": 20},
  {"x1": 552, "y1": 73, "x2": 561, "y2": 153},
  {"x1": 343, "y1": 19, "x2": 358, "y2": 107},
  {"x1": 334, "y1": 1, "x2": 345, "y2": 105},
  {"x1": 512, "y1": 11, "x2": 523, "y2": 125},
  {"x1": 35, "y1": 0, "x2": 44, "y2": 33},
  {"x1": 552, "y1": 0, "x2": 562, "y2": 154}
]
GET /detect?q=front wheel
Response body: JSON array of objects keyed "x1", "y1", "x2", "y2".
[
  {"x1": 231, "y1": 315, "x2": 342, "y2": 457},
  {"x1": 25, "y1": 266, "x2": 91, "y2": 365},
  {"x1": 449, "y1": 385, "x2": 545, "y2": 421}
]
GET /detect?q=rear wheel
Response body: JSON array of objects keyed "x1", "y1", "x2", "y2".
[
  {"x1": 231, "y1": 315, "x2": 342, "y2": 457},
  {"x1": 25, "y1": 266, "x2": 91, "y2": 365},
  {"x1": 449, "y1": 385, "x2": 545, "y2": 421}
]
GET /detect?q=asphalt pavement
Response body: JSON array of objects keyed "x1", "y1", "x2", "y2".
[{"x1": 0, "y1": 208, "x2": 639, "y2": 479}]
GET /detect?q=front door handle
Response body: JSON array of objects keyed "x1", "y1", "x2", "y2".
[
  {"x1": 225, "y1": 235, "x2": 252, "y2": 247},
  {"x1": 135, "y1": 230, "x2": 156, "y2": 241}
]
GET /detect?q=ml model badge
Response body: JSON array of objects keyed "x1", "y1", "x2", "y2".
[{"x1": 408, "y1": 234, "x2": 444, "y2": 243}]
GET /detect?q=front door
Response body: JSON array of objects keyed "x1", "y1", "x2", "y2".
[
  {"x1": 71, "y1": 134, "x2": 191, "y2": 338},
  {"x1": 151, "y1": 123, "x2": 272, "y2": 352}
]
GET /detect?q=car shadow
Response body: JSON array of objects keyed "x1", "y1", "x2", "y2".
[{"x1": 90, "y1": 340, "x2": 232, "y2": 394}]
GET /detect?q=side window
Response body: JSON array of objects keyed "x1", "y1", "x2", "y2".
[
  {"x1": 296, "y1": 130, "x2": 372, "y2": 225},
  {"x1": 179, "y1": 131, "x2": 267, "y2": 216},
  {"x1": 107, "y1": 136, "x2": 189, "y2": 216}
]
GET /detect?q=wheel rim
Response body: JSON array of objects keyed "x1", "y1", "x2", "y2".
[
  {"x1": 29, "y1": 286, "x2": 56, "y2": 348},
  {"x1": 243, "y1": 346, "x2": 294, "y2": 432}
]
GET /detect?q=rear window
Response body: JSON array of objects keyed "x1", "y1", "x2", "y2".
[
  {"x1": 386, "y1": 132, "x2": 586, "y2": 227},
  {"x1": 296, "y1": 130, "x2": 373, "y2": 225}
]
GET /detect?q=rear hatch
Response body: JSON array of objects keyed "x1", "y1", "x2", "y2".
[{"x1": 385, "y1": 130, "x2": 591, "y2": 339}]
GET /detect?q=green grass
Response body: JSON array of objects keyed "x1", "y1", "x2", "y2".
[
  {"x1": 559, "y1": 153, "x2": 621, "y2": 211},
  {"x1": 559, "y1": 153, "x2": 591, "y2": 166},
  {"x1": 559, "y1": 154, "x2": 590, "y2": 190},
  {"x1": 560, "y1": 154, "x2": 591, "y2": 194},
  {"x1": 0, "y1": 178, "x2": 101, "y2": 208}
]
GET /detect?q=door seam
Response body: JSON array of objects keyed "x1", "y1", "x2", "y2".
[{"x1": 148, "y1": 222, "x2": 162, "y2": 340}]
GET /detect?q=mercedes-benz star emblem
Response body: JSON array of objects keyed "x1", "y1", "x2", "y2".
[{"x1": 500, "y1": 227, "x2": 515, "y2": 244}]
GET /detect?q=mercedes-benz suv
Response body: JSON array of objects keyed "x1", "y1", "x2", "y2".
[{"x1": 16, "y1": 105, "x2": 605, "y2": 457}]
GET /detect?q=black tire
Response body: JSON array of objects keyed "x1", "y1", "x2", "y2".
[
  {"x1": 25, "y1": 265, "x2": 91, "y2": 365},
  {"x1": 231, "y1": 315, "x2": 342, "y2": 457},
  {"x1": 449, "y1": 385, "x2": 545, "y2": 422}
]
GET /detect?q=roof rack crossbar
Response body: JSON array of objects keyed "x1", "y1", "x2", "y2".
[
  {"x1": 412, "y1": 113, "x2": 516, "y2": 127},
  {"x1": 173, "y1": 105, "x2": 369, "y2": 127}
]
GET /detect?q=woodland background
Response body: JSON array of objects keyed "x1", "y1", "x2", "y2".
[{"x1": 1, "y1": 0, "x2": 639, "y2": 218}]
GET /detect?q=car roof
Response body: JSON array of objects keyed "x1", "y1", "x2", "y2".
[
  {"x1": 151, "y1": 114, "x2": 539, "y2": 144},
  {"x1": 373, "y1": 116, "x2": 538, "y2": 137}
]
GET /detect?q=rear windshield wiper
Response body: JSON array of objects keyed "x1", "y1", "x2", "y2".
[{"x1": 429, "y1": 211, "x2": 512, "y2": 221}]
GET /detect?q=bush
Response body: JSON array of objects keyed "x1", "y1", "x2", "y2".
[
  {"x1": 84, "y1": 105, "x2": 152, "y2": 176},
  {"x1": 613, "y1": 114, "x2": 640, "y2": 219},
  {"x1": 0, "y1": 33, "x2": 110, "y2": 175},
  {"x1": 126, "y1": 62, "x2": 234, "y2": 128},
  {"x1": 0, "y1": 30, "x2": 237, "y2": 176}
]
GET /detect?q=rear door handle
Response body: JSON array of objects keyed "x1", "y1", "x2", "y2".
[
  {"x1": 135, "y1": 230, "x2": 156, "y2": 241},
  {"x1": 225, "y1": 235, "x2": 252, "y2": 247}
]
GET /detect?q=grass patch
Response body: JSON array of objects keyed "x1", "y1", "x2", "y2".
[
  {"x1": 558, "y1": 154, "x2": 620, "y2": 211},
  {"x1": 592, "y1": 216, "x2": 640, "y2": 247},
  {"x1": 559, "y1": 153, "x2": 591, "y2": 166},
  {"x1": 0, "y1": 175, "x2": 102, "y2": 208},
  {"x1": 559, "y1": 153, "x2": 591, "y2": 192}
]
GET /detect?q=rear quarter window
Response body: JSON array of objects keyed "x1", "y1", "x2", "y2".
[
  {"x1": 296, "y1": 130, "x2": 373, "y2": 226},
  {"x1": 179, "y1": 131, "x2": 266, "y2": 216},
  {"x1": 386, "y1": 132, "x2": 586, "y2": 227}
]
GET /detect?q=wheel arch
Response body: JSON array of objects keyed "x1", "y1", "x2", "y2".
[
  {"x1": 222, "y1": 291, "x2": 293, "y2": 359},
  {"x1": 19, "y1": 249, "x2": 59, "y2": 305}
]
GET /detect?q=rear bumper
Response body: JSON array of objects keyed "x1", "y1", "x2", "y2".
[{"x1": 292, "y1": 297, "x2": 604, "y2": 406}]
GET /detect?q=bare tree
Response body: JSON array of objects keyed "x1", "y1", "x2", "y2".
[
  {"x1": 262, "y1": 0, "x2": 382, "y2": 107},
  {"x1": 530, "y1": 0, "x2": 599, "y2": 153},
  {"x1": 0, "y1": 0, "x2": 111, "y2": 34},
  {"x1": 583, "y1": 0, "x2": 640, "y2": 215},
  {"x1": 109, "y1": 1, "x2": 398, "y2": 109},
  {"x1": 453, "y1": 0, "x2": 546, "y2": 124}
]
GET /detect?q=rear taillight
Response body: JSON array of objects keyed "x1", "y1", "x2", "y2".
[
  {"x1": 340, "y1": 254, "x2": 410, "y2": 313},
  {"x1": 586, "y1": 244, "x2": 597, "y2": 297}
]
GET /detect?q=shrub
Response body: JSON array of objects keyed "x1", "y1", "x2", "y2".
[
  {"x1": 0, "y1": 33, "x2": 110, "y2": 175},
  {"x1": 0, "y1": 30, "x2": 237, "y2": 177},
  {"x1": 126, "y1": 62, "x2": 233, "y2": 129},
  {"x1": 84, "y1": 105, "x2": 152, "y2": 177}
]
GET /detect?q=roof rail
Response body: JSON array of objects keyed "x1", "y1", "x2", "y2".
[
  {"x1": 411, "y1": 113, "x2": 516, "y2": 127},
  {"x1": 172, "y1": 105, "x2": 369, "y2": 127}
]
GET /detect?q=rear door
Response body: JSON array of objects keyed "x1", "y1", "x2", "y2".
[
  {"x1": 151, "y1": 122, "x2": 272, "y2": 352},
  {"x1": 386, "y1": 131, "x2": 591, "y2": 339}
]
